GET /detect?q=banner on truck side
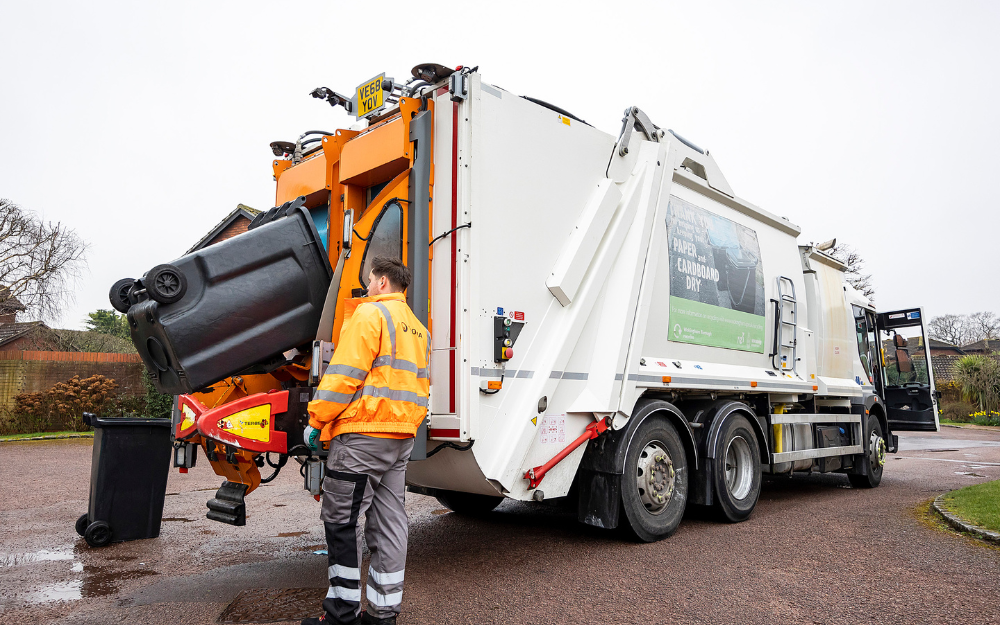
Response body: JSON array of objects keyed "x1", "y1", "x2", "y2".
[{"x1": 666, "y1": 196, "x2": 765, "y2": 353}]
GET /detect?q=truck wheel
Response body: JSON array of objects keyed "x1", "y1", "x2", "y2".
[
  {"x1": 620, "y1": 418, "x2": 688, "y2": 542},
  {"x1": 109, "y1": 278, "x2": 135, "y2": 314},
  {"x1": 84, "y1": 521, "x2": 112, "y2": 548},
  {"x1": 712, "y1": 414, "x2": 761, "y2": 523},
  {"x1": 435, "y1": 490, "x2": 504, "y2": 515},
  {"x1": 75, "y1": 513, "x2": 89, "y2": 537},
  {"x1": 146, "y1": 264, "x2": 187, "y2": 304},
  {"x1": 849, "y1": 415, "x2": 885, "y2": 488}
]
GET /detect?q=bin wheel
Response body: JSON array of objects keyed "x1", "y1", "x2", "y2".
[
  {"x1": 84, "y1": 521, "x2": 112, "y2": 548},
  {"x1": 109, "y1": 278, "x2": 135, "y2": 314},
  {"x1": 75, "y1": 514, "x2": 89, "y2": 537},
  {"x1": 146, "y1": 264, "x2": 187, "y2": 304}
]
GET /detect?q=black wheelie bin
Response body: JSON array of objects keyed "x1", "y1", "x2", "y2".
[
  {"x1": 110, "y1": 198, "x2": 333, "y2": 395},
  {"x1": 75, "y1": 413, "x2": 173, "y2": 547}
]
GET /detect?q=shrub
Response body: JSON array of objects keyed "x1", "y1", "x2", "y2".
[
  {"x1": 940, "y1": 400, "x2": 977, "y2": 423},
  {"x1": 955, "y1": 355, "x2": 1000, "y2": 415},
  {"x1": 13, "y1": 374, "x2": 119, "y2": 432}
]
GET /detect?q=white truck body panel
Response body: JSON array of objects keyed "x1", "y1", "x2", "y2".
[{"x1": 407, "y1": 74, "x2": 871, "y2": 501}]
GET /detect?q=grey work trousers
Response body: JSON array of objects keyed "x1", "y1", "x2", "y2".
[{"x1": 321, "y1": 433, "x2": 414, "y2": 624}]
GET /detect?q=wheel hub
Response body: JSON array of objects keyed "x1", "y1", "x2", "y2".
[
  {"x1": 636, "y1": 441, "x2": 674, "y2": 514},
  {"x1": 156, "y1": 272, "x2": 181, "y2": 296},
  {"x1": 870, "y1": 431, "x2": 886, "y2": 469},
  {"x1": 724, "y1": 435, "x2": 754, "y2": 500}
]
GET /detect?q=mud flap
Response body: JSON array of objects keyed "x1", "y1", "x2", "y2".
[{"x1": 576, "y1": 469, "x2": 621, "y2": 529}]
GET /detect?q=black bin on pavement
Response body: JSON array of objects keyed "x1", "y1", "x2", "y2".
[{"x1": 75, "y1": 414, "x2": 173, "y2": 547}]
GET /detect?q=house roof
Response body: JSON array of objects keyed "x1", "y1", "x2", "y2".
[
  {"x1": 185, "y1": 204, "x2": 262, "y2": 254},
  {"x1": 961, "y1": 338, "x2": 1000, "y2": 352},
  {"x1": 928, "y1": 338, "x2": 965, "y2": 353},
  {"x1": 0, "y1": 321, "x2": 48, "y2": 348}
]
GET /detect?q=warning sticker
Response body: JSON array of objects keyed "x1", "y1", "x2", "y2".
[{"x1": 539, "y1": 415, "x2": 566, "y2": 444}]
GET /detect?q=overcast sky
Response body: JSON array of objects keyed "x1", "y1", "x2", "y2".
[{"x1": 2, "y1": 0, "x2": 998, "y2": 330}]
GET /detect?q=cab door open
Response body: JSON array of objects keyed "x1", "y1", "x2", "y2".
[{"x1": 876, "y1": 308, "x2": 939, "y2": 431}]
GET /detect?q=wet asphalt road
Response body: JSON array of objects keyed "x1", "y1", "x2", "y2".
[{"x1": 2, "y1": 428, "x2": 1000, "y2": 625}]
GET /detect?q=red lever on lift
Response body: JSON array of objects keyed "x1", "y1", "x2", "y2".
[{"x1": 524, "y1": 417, "x2": 611, "y2": 489}]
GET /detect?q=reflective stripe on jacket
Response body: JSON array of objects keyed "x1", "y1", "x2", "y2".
[{"x1": 307, "y1": 292, "x2": 430, "y2": 441}]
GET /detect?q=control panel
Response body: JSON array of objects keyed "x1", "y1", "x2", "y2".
[{"x1": 494, "y1": 315, "x2": 525, "y2": 363}]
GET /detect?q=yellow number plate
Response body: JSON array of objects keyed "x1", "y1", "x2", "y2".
[{"x1": 355, "y1": 73, "x2": 385, "y2": 118}]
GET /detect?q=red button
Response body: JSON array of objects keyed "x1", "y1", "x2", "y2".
[{"x1": 503, "y1": 347, "x2": 513, "y2": 359}]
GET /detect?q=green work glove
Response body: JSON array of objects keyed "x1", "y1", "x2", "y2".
[{"x1": 303, "y1": 425, "x2": 320, "y2": 451}]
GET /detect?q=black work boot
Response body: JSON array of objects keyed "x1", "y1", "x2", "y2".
[
  {"x1": 302, "y1": 615, "x2": 361, "y2": 625},
  {"x1": 361, "y1": 611, "x2": 397, "y2": 625}
]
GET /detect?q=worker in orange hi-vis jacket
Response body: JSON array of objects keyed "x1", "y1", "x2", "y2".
[{"x1": 301, "y1": 256, "x2": 429, "y2": 625}]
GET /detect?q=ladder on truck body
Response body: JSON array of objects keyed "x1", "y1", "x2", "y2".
[{"x1": 771, "y1": 276, "x2": 797, "y2": 375}]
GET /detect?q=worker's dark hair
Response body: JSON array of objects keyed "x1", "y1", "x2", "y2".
[{"x1": 370, "y1": 256, "x2": 411, "y2": 292}]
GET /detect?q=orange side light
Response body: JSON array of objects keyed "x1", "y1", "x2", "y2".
[
  {"x1": 750, "y1": 381, "x2": 758, "y2": 388},
  {"x1": 662, "y1": 376, "x2": 671, "y2": 384},
  {"x1": 487, "y1": 381, "x2": 502, "y2": 390},
  {"x1": 813, "y1": 385, "x2": 819, "y2": 391}
]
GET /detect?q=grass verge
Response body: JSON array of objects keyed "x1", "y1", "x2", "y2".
[
  {"x1": 0, "y1": 430, "x2": 94, "y2": 442},
  {"x1": 942, "y1": 480, "x2": 1000, "y2": 533}
]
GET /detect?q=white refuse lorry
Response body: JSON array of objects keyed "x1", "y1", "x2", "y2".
[{"x1": 137, "y1": 64, "x2": 938, "y2": 540}]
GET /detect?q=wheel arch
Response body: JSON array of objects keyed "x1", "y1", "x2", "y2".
[
  {"x1": 575, "y1": 396, "x2": 698, "y2": 530},
  {"x1": 702, "y1": 400, "x2": 769, "y2": 464},
  {"x1": 680, "y1": 399, "x2": 768, "y2": 507}
]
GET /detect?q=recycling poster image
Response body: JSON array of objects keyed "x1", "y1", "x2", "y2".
[{"x1": 666, "y1": 196, "x2": 766, "y2": 353}]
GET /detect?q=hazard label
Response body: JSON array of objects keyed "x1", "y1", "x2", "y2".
[{"x1": 539, "y1": 415, "x2": 565, "y2": 444}]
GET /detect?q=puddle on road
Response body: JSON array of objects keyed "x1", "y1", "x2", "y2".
[
  {"x1": 276, "y1": 531, "x2": 308, "y2": 538},
  {"x1": 24, "y1": 566, "x2": 159, "y2": 603},
  {"x1": 162, "y1": 517, "x2": 196, "y2": 523},
  {"x1": 0, "y1": 549, "x2": 74, "y2": 567},
  {"x1": 26, "y1": 580, "x2": 83, "y2": 603},
  {"x1": 927, "y1": 449, "x2": 960, "y2": 453},
  {"x1": 956, "y1": 471, "x2": 987, "y2": 477}
]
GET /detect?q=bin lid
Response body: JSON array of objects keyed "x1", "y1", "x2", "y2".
[{"x1": 85, "y1": 413, "x2": 172, "y2": 428}]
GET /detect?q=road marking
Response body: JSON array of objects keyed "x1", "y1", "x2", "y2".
[{"x1": 893, "y1": 456, "x2": 1000, "y2": 466}]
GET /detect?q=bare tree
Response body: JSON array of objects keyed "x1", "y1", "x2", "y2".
[
  {"x1": 968, "y1": 311, "x2": 1000, "y2": 342},
  {"x1": 829, "y1": 243, "x2": 875, "y2": 303},
  {"x1": 0, "y1": 199, "x2": 87, "y2": 321},
  {"x1": 928, "y1": 314, "x2": 972, "y2": 346},
  {"x1": 928, "y1": 311, "x2": 1000, "y2": 347}
]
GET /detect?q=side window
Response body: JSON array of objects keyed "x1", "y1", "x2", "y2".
[
  {"x1": 853, "y1": 305, "x2": 873, "y2": 380},
  {"x1": 359, "y1": 202, "x2": 403, "y2": 288}
]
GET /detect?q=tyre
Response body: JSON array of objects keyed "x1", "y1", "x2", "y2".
[
  {"x1": 146, "y1": 264, "x2": 187, "y2": 304},
  {"x1": 84, "y1": 521, "x2": 112, "y2": 548},
  {"x1": 849, "y1": 415, "x2": 885, "y2": 488},
  {"x1": 75, "y1": 513, "x2": 89, "y2": 537},
  {"x1": 620, "y1": 418, "x2": 689, "y2": 542},
  {"x1": 712, "y1": 414, "x2": 762, "y2": 522},
  {"x1": 435, "y1": 490, "x2": 504, "y2": 515},
  {"x1": 109, "y1": 278, "x2": 135, "y2": 314}
]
